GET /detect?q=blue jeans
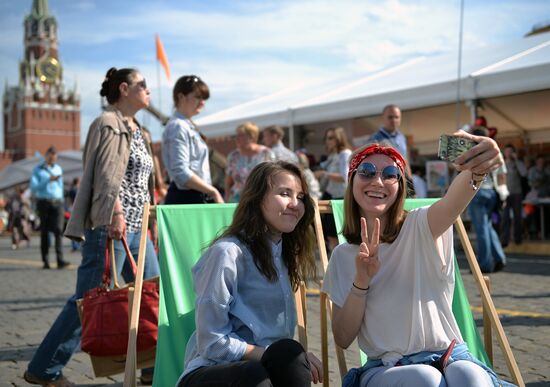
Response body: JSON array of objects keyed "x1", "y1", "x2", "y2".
[
  {"x1": 468, "y1": 189, "x2": 506, "y2": 273},
  {"x1": 27, "y1": 226, "x2": 160, "y2": 380}
]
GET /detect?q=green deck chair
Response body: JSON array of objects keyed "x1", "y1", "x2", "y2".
[
  {"x1": 319, "y1": 199, "x2": 490, "y2": 383},
  {"x1": 152, "y1": 204, "x2": 236, "y2": 387},
  {"x1": 152, "y1": 203, "x2": 309, "y2": 387}
]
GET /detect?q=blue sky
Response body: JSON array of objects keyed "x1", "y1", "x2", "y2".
[{"x1": 0, "y1": 0, "x2": 548, "y2": 149}]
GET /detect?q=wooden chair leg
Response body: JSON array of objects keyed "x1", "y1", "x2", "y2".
[
  {"x1": 322, "y1": 292, "x2": 348, "y2": 380},
  {"x1": 455, "y1": 217, "x2": 525, "y2": 387},
  {"x1": 335, "y1": 344, "x2": 348, "y2": 380},
  {"x1": 124, "y1": 202, "x2": 151, "y2": 387},
  {"x1": 320, "y1": 292, "x2": 329, "y2": 387},
  {"x1": 332, "y1": 302, "x2": 348, "y2": 378},
  {"x1": 301, "y1": 281, "x2": 307, "y2": 326},
  {"x1": 295, "y1": 282, "x2": 308, "y2": 351},
  {"x1": 482, "y1": 275, "x2": 493, "y2": 365}
]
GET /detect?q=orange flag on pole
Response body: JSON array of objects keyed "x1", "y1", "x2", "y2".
[{"x1": 156, "y1": 34, "x2": 171, "y2": 82}]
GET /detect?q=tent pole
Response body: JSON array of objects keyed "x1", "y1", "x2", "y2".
[
  {"x1": 455, "y1": 0, "x2": 465, "y2": 129},
  {"x1": 288, "y1": 108, "x2": 295, "y2": 151}
]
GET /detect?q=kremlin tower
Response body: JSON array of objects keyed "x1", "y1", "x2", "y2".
[{"x1": 2, "y1": 0, "x2": 80, "y2": 165}]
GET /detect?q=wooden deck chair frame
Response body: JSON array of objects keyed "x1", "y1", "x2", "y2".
[
  {"x1": 313, "y1": 199, "x2": 525, "y2": 387},
  {"x1": 122, "y1": 203, "x2": 309, "y2": 387}
]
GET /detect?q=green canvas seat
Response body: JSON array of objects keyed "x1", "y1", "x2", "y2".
[
  {"x1": 153, "y1": 204, "x2": 236, "y2": 387},
  {"x1": 317, "y1": 198, "x2": 523, "y2": 387},
  {"x1": 152, "y1": 203, "x2": 308, "y2": 387}
]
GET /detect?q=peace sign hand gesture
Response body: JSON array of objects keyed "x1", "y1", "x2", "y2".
[{"x1": 355, "y1": 217, "x2": 381, "y2": 284}]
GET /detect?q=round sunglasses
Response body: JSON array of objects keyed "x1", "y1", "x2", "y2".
[{"x1": 355, "y1": 162, "x2": 401, "y2": 184}]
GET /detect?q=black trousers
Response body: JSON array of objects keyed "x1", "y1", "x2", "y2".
[
  {"x1": 179, "y1": 339, "x2": 311, "y2": 387},
  {"x1": 501, "y1": 193, "x2": 523, "y2": 245},
  {"x1": 164, "y1": 182, "x2": 207, "y2": 205},
  {"x1": 320, "y1": 192, "x2": 338, "y2": 238},
  {"x1": 36, "y1": 199, "x2": 64, "y2": 264}
]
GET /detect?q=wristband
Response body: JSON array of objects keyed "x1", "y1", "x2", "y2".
[
  {"x1": 350, "y1": 284, "x2": 368, "y2": 297},
  {"x1": 352, "y1": 282, "x2": 369, "y2": 291}
]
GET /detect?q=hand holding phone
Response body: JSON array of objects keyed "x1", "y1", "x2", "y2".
[{"x1": 438, "y1": 135, "x2": 477, "y2": 162}]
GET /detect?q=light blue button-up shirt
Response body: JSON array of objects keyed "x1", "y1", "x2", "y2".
[
  {"x1": 180, "y1": 236, "x2": 296, "y2": 380},
  {"x1": 30, "y1": 162, "x2": 64, "y2": 200},
  {"x1": 162, "y1": 112, "x2": 211, "y2": 189},
  {"x1": 368, "y1": 127, "x2": 408, "y2": 160}
]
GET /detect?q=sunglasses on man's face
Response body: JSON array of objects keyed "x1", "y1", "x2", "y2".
[{"x1": 356, "y1": 162, "x2": 401, "y2": 184}]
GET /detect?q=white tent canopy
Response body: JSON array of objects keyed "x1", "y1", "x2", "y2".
[
  {"x1": 196, "y1": 32, "x2": 550, "y2": 138},
  {"x1": 0, "y1": 150, "x2": 83, "y2": 192}
]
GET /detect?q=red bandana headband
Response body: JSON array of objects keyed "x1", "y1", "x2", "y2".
[{"x1": 347, "y1": 144, "x2": 407, "y2": 181}]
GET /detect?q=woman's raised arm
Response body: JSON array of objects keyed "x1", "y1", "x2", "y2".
[{"x1": 428, "y1": 131, "x2": 503, "y2": 239}]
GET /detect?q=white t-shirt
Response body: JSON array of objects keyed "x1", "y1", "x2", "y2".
[{"x1": 322, "y1": 207, "x2": 463, "y2": 365}]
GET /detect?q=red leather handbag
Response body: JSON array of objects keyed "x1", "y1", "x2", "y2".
[{"x1": 79, "y1": 237, "x2": 159, "y2": 357}]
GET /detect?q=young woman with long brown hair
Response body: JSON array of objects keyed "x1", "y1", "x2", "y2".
[{"x1": 179, "y1": 161, "x2": 323, "y2": 387}]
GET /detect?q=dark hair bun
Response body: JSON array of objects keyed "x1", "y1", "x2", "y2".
[{"x1": 100, "y1": 67, "x2": 118, "y2": 97}]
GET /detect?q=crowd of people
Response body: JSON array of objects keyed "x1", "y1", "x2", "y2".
[
  {"x1": 463, "y1": 119, "x2": 550, "y2": 273},
  {"x1": 0, "y1": 68, "x2": 526, "y2": 386}
]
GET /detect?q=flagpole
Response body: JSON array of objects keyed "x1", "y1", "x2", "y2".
[{"x1": 157, "y1": 51, "x2": 162, "y2": 114}]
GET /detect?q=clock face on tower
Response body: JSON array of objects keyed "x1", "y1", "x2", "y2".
[{"x1": 36, "y1": 56, "x2": 61, "y2": 84}]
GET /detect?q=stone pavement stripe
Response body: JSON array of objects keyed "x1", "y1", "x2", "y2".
[
  {"x1": 0, "y1": 258, "x2": 77, "y2": 269},
  {"x1": 0, "y1": 258, "x2": 44, "y2": 267},
  {"x1": 506, "y1": 257, "x2": 550, "y2": 265},
  {"x1": 470, "y1": 305, "x2": 550, "y2": 319}
]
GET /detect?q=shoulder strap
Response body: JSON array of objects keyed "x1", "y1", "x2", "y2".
[{"x1": 102, "y1": 237, "x2": 138, "y2": 289}]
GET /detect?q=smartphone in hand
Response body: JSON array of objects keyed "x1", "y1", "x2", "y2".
[{"x1": 438, "y1": 135, "x2": 477, "y2": 162}]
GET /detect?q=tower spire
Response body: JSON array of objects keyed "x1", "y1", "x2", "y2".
[{"x1": 32, "y1": 0, "x2": 49, "y2": 17}]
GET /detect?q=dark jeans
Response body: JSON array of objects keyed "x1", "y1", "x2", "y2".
[
  {"x1": 501, "y1": 193, "x2": 523, "y2": 245},
  {"x1": 36, "y1": 199, "x2": 64, "y2": 265},
  {"x1": 468, "y1": 189, "x2": 506, "y2": 272},
  {"x1": 165, "y1": 182, "x2": 207, "y2": 204},
  {"x1": 179, "y1": 339, "x2": 311, "y2": 387}
]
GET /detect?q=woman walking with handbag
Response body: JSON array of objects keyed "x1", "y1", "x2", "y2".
[
  {"x1": 178, "y1": 161, "x2": 323, "y2": 387},
  {"x1": 24, "y1": 67, "x2": 160, "y2": 386}
]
